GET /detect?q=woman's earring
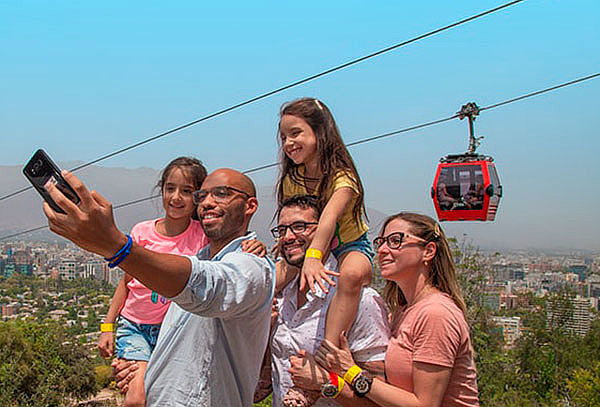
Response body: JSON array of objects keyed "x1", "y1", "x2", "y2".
[{"x1": 424, "y1": 260, "x2": 429, "y2": 267}]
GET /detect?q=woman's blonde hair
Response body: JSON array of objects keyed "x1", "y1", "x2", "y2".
[{"x1": 381, "y1": 212, "x2": 467, "y2": 316}]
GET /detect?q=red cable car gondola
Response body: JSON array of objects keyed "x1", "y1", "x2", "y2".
[{"x1": 431, "y1": 103, "x2": 503, "y2": 221}]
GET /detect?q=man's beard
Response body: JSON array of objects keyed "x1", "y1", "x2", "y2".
[
  {"x1": 200, "y1": 201, "x2": 245, "y2": 242},
  {"x1": 281, "y1": 250, "x2": 305, "y2": 268}
]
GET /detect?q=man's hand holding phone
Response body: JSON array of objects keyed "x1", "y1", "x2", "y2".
[{"x1": 43, "y1": 170, "x2": 127, "y2": 258}]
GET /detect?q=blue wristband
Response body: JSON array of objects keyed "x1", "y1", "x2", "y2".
[
  {"x1": 105, "y1": 235, "x2": 133, "y2": 268},
  {"x1": 108, "y1": 245, "x2": 131, "y2": 268},
  {"x1": 104, "y1": 235, "x2": 132, "y2": 261}
]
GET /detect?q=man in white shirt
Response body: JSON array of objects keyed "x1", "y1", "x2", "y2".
[{"x1": 264, "y1": 195, "x2": 389, "y2": 407}]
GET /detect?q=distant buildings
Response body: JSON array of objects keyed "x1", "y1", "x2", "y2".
[
  {"x1": 547, "y1": 296, "x2": 595, "y2": 336},
  {"x1": 1, "y1": 302, "x2": 20, "y2": 318},
  {"x1": 82, "y1": 261, "x2": 108, "y2": 280},
  {"x1": 59, "y1": 259, "x2": 78, "y2": 280},
  {"x1": 473, "y1": 250, "x2": 600, "y2": 345},
  {"x1": 493, "y1": 263, "x2": 525, "y2": 282},
  {"x1": 1, "y1": 246, "x2": 34, "y2": 277},
  {"x1": 492, "y1": 316, "x2": 521, "y2": 347},
  {"x1": 0, "y1": 240, "x2": 117, "y2": 285},
  {"x1": 569, "y1": 264, "x2": 589, "y2": 282}
]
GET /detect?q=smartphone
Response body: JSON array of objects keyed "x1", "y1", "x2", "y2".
[{"x1": 23, "y1": 149, "x2": 81, "y2": 214}]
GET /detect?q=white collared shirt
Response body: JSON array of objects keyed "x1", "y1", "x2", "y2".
[{"x1": 271, "y1": 256, "x2": 390, "y2": 407}]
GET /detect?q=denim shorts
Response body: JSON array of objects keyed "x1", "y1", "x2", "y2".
[
  {"x1": 331, "y1": 232, "x2": 375, "y2": 266},
  {"x1": 116, "y1": 316, "x2": 161, "y2": 362}
]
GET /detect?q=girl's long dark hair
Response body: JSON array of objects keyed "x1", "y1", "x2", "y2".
[{"x1": 276, "y1": 98, "x2": 366, "y2": 226}]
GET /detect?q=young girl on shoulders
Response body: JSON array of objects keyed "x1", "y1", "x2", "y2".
[{"x1": 276, "y1": 98, "x2": 374, "y2": 403}]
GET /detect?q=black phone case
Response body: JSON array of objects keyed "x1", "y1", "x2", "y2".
[{"x1": 22, "y1": 149, "x2": 80, "y2": 214}]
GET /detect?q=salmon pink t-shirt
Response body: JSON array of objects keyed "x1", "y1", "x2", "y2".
[
  {"x1": 120, "y1": 218, "x2": 208, "y2": 325},
  {"x1": 385, "y1": 292, "x2": 479, "y2": 407}
]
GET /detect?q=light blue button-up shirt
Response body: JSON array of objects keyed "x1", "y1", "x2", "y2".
[{"x1": 144, "y1": 232, "x2": 275, "y2": 406}]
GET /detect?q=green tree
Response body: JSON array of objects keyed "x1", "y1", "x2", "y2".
[
  {"x1": 0, "y1": 320, "x2": 97, "y2": 406},
  {"x1": 86, "y1": 309, "x2": 99, "y2": 332},
  {"x1": 94, "y1": 364, "x2": 113, "y2": 389},
  {"x1": 567, "y1": 362, "x2": 600, "y2": 407}
]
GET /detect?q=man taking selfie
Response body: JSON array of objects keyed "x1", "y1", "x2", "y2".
[{"x1": 43, "y1": 168, "x2": 275, "y2": 406}]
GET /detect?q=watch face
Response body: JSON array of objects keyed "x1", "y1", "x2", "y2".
[
  {"x1": 321, "y1": 383, "x2": 339, "y2": 398},
  {"x1": 353, "y1": 375, "x2": 372, "y2": 396}
]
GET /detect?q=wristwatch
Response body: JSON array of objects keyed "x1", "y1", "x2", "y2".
[
  {"x1": 351, "y1": 371, "x2": 373, "y2": 397},
  {"x1": 321, "y1": 371, "x2": 344, "y2": 398},
  {"x1": 320, "y1": 381, "x2": 339, "y2": 398}
]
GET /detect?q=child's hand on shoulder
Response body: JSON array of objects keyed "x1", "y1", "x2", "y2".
[
  {"x1": 242, "y1": 239, "x2": 267, "y2": 257},
  {"x1": 301, "y1": 258, "x2": 339, "y2": 294}
]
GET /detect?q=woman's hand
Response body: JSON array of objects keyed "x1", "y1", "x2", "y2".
[
  {"x1": 242, "y1": 239, "x2": 267, "y2": 257},
  {"x1": 289, "y1": 350, "x2": 329, "y2": 391},
  {"x1": 97, "y1": 331, "x2": 114, "y2": 358},
  {"x1": 300, "y1": 257, "x2": 339, "y2": 294},
  {"x1": 315, "y1": 332, "x2": 356, "y2": 377}
]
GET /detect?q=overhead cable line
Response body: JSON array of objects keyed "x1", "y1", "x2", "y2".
[
  {"x1": 0, "y1": 226, "x2": 48, "y2": 241},
  {"x1": 0, "y1": 0, "x2": 525, "y2": 204},
  {"x1": 1, "y1": 71, "x2": 598, "y2": 242},
  {"x1": 0, "y1": 195, "x2": 161, "y2": 242},
  {"x1": 480, "y1": 72, "x2": 600, "y2": 111}
]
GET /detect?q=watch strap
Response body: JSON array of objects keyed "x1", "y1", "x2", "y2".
[
  {"x1": 343, "y1": 365, "x2": 363, "y2": 385},
  {"x1": 334, "y1": 373, "x2": 345, "y2": 398}
]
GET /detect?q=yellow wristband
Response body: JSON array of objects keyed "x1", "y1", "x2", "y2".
[
  {"x1": 100, "y1": 323, "x2": 115, "y2": 333},
  {"x1": 334, "y1": 375, "x2": 345, "y2": 398},
  {"x1": 343, "y1": 365, "x2": 363, "y2": 385},
  {"x1": 305, "y1": 248, "x2": 323, "y2": 260}
]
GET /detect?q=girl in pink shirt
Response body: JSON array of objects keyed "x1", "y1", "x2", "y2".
[
  {"x1": 290, "y1": 212, "x2": 479, "y2": 407},
  {"x1": 98, "y1": 157, "x2": 210, "y2": 407}
]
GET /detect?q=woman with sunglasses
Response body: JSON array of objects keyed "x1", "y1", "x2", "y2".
[{"x1": 289, "y1": 212, "x2": 479, "y2": 407}]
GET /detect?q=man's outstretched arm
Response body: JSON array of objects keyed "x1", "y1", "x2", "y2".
[{"x1": 43, "y1": 171, "x2": 191, "y2": 297}]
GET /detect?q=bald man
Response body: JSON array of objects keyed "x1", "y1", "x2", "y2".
[{"x1": 43, "y1": 169, "x2": 275, "y2": 406}]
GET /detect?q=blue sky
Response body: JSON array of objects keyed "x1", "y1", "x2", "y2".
[{"x1": 1, "y1": 0, "x2": 599, "y2": 250}]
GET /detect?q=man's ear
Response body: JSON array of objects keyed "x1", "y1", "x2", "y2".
[
  {"x1": 423, "y1": 241, "x2": 437, "y2": 262},
  {"x1": 245, "y1": 196, "x2": 258, "y2": 217}
]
